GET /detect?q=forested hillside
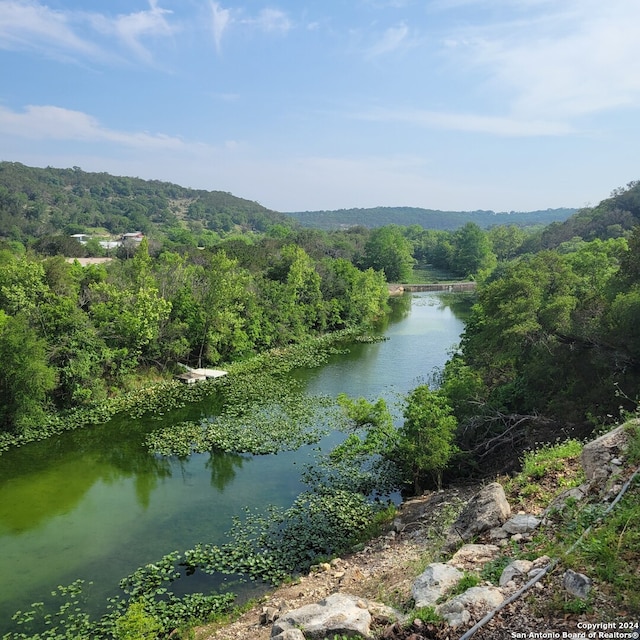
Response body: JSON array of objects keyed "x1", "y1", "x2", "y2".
[
  {"x1": 0, "y1": 162, "x2": 292, "y2": 247},
  {"x1": 286, "y1": 205, "x2": 576, "y2": 230},
  {"x1": 539, "y1": 180, "x2": 640, "y2": 249}
]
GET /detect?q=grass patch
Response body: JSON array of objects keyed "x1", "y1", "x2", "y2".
[
  {"x1": 624, "y1": 420, "x2": 640, "y2": 464},
  {"x1": 408, "y1": 606, "x2": 442, "y2": 623},
  {"x1": 479, "y1": 555, "x2": 513, "y2": 585},
  {"x1": 407, "y1": 265, "x2": 465, "y2": 284},
  {"x1": 504, "y1": 439, "x2": 585, "y2": 511},
  {"x1": 438, "y1": 572, "x2": 481, "y2": 603},
  {"x1": 569, "y1": 481, "x2": 640, "y2": 611}
]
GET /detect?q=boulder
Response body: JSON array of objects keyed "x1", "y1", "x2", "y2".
[
  {"x1": 564, "y1": 569, "x2": 592, "y2": 600},
  {"x1": 544, "y1": 485, "x2": 589, "y2": 518},
  {"x1": 581, "y1": 424, "x2": 629, "y2": 482},
  {"x1": 448, "y1": 544, "x2": 500, "y2": 571},
  {"x1": 271, "y1": 593, "x2": 399, "y2": 639},
  {"x1": 272, "y1": 631, "x2": 305, "y2": 640},
  {"x1": 436, "y1": 586, "x2": 504, "y2": 628},
  {"x1": 502, "y1": 514, "x2": 541, "y2": 535},
  {"x1": 412, "y1": 563, "x2": 463, "y2": 608},
  {"x1": 499, "y1": 559, "x2": 533, "y2": 587},
  {"x1": 446, "y1": 483, "x2": 511, "y2": 549}
]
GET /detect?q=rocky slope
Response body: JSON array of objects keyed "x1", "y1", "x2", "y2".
[{"x1": 195, "y1": 423, "x2": 640, "y2": 640}]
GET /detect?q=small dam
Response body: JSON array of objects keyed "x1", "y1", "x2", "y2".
[{"x1": 389, "y1": 282, "x2": 477, "y2": 295}]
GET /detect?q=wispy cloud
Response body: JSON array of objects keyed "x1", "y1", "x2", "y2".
[
  {"x1": 0, "y1": 0, "x2": 100, "y2": 61},
  {"x1": 92, "y1": 0, "x2": 175, "y2": 64},
  {"x1": 252, "y1": 8, "x2": 292, "y2": 33},
  {"x1": 208, "y1": 3, "x2": 292, "y2": 53},
  {"x1": 365, "y1": 22, "x2": 411, "y2": 57},
  {"x1": 0, "y1": 104, "x2": 190, "y2": 150},
  {"x1": 358, "y1": 106, "x2": 573, "y2": 136},
  {"x1": 210, "y1": 1, "x2": 231, "y2": 53},
  {"x1": 0, "y1": 0, "x2": 176, "y2": 65},
  {"x1": 440, "y1": 0, "x2": 640, "y2": 120}
]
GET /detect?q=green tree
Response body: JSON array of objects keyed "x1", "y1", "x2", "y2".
[
  {"x1": 89, "y1": 241, "x2": 172, "y2": 369},
  {"x1": 488, "y1": 225, "x2": 525, "y2": 262},
  {"x1": 362, "y1": 225, "x2": 415, "y2": 282},
  {"x1": 0, "y1": 311, "x2": 56, "y2": 431},
  {"x1": 452, "y1": 222, "x2": 496, "y2": 278},
  {"x1": 186, "y1": 250, "x2": 255, "y2": 365},
  {"x1": 0, "y1": 251, "x2": 49, "y2": 316},
  {"x1": 396, "y1": 385, "x2": 458, "y2": 493}
]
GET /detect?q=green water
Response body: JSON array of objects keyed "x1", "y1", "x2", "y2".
[{"x1": 0, "y1": 292, "x2": 470, "y2": 630}]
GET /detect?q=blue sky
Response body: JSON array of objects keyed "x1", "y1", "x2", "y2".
[{"x1": 0, "y1": 0, "x2": 638, "y2": 213}]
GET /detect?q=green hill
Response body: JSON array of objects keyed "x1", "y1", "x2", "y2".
[
  {"x1": 285, "y1": 206, "x2": 577, "y2": 231},
  {"x1": 540, "y1": 180, "x2": 640, "y2": 248},
  {"x1": 0, "y1": 162, "x2": 292, "y2": 245}
]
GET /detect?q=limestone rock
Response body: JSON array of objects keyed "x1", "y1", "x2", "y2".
[
  {"x1": 488, "y1": 527, "x2": 509, "y2": 541},
  {"x1": 271, "y1": 593, "x2": 397, "y2": 639},
  {"x1": 502, "y1": 514, "x2": 541, "y2": 534},
  {"x1": 436, "y1": 586, "x2": 504, "y2": 628},
  {"x1": 412, "y1": 563, "x2": 463, "y2": 608},
  {"x1": 260, "y1": 606, "x2": 280, "y2": 625},
  {"x1": 499, "y1": 559, "x2": 533, "y2": 587},
  {"x1": 448, "y1": 544, "x2": 500, "y2": 570},
  {"x1": 564, "y1": 569, "x2": 592, "y2": 600},
  {"x1": 272, "y1": 630, "x2": 305, "y2": 640},
  {"x1": 435, "y1": 599, "x2": 470, "y2": 628},
  {"x1": 446, "y1": 483, "x2": 511, "y2": 549},
  {"x1": 544, "y1": 485, "x2": 589, "y2": 517},
  {"x1": 581, "y1": 424, "x2": 629, "y2": 482}
]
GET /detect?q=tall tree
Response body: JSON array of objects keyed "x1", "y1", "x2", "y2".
[
  {"x1": 396, "y1": 385, "x2": 457, "y2": 493},
  {"x1": 0, "y1": 312, "x2": 56, "y2": 431},
  {"x1": 361, "y1": 225, "x2": 415, "y2": 282},
  {"x1": 452, "y1": 222, "x2": 496, "y2": 278}
]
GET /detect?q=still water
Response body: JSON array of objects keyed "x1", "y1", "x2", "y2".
[{"x1": 0, "y1": 292, "x2": 470, "y2": 629}]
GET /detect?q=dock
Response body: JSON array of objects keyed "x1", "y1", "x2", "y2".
[{"x1": 176, "y1": 365, "x2": 228, "y2": 384}]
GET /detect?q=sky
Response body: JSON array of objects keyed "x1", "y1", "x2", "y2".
[{"x1": 0, "y1": 0, "x2": 638, "y2": 213}]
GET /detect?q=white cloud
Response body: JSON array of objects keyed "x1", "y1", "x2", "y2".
[
  {"x1": 109, "y1": 0, "x2": 174, "y2": 63},
  {"x1": 0, "y1": 0, "x2": 100, "y2": 60},
  {"x1": 85, "y1": 0, "x2": 175, "y2": 64},
  {"x1": 0, "y1": 0, "x2": 176, "y2": 65},
  {"x1": 210, "y1": 1, "x2": 231, "y2": 53},
  {"x1": 254, "y1": 8, "x2": 292, "y2": 33},
  {"x1": 366, "y1": 22, "x2": 410, "y2": 57},
  {"x1": 357, "y1": 106, "x2": 573, "y2": 137},
  {"x1": 441, "y1": 0, "x2": 640, "y2": 120},
  {"x1": 208, "y1": 4, "x2": 292, "y2": 53},
  {"x1": 241, "y1": 7, "x2": 292, "y2": 34},
  {"x1": 0, "y1": 104, "x2": 190, "y2": 150}
]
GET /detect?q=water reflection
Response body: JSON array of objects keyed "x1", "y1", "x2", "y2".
[
  {"x1": 207, "y1": 452, "x2": 249, "y2": 491},
  {"x1": 0, "y1": 418, "x2": 173, "y2": 534}
]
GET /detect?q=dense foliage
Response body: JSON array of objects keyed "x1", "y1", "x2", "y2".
[
  {"x1": 0, "y1": 236, "x2": 388, "y2": 434},
  {"x1": 432, "y1": 220, "x2": 640, "y2": 472},
  {"x1": 538, "y1": 180, "x2": 640, "y2": 250}
]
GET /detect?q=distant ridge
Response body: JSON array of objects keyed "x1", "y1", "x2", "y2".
[
  {"x1": 285, "y1": 206, "x2": 577, "y2": 231},
  {"x1": 0, "y1": 161, "x2": 291, "y2": 243}
]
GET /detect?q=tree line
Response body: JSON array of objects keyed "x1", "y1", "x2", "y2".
[{"x1": 0, "y1": 237, "x2": 390, "y2": 432}]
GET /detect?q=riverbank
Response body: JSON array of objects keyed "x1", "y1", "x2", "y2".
[{"x1": 196, "y1": 425, "x2": 640, "y2": 639}]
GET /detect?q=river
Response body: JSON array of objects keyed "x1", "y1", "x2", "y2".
[{"x1": 0, "y1": 292, "x2": 470, "y2": 631}]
